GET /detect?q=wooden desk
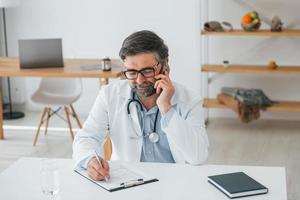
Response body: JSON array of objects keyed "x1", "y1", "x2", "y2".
[
  {"x1": 0, "y1": 157, "x2": 287, "y2": 200},
  {"x1": 0, "y1": 57, "x2": 123, "y2": 140}
]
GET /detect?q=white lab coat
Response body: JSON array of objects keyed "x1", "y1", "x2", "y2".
[{"x1": 73, "y1": 80, "x2": 209, "y2": 166}]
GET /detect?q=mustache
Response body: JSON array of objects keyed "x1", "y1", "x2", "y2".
[{"x1": 131, "y1": 82, "x2": 154, "y2": 89}]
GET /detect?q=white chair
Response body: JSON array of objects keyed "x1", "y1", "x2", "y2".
[{"x1": 31, "y1": 78, "x2": 82, "y2": 146}]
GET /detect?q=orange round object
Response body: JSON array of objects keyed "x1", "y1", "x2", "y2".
[{"x1": 241, "y1": 15, "x2": 252, "y2": 24}]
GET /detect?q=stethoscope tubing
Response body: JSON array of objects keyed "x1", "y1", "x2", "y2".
[{"x1": 127, "y1": 92, "x2": 159, "y2": 140}]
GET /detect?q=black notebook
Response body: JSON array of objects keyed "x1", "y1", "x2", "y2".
[{"x1": 208, "y1": 172, "x2": 268, "y2": 199}]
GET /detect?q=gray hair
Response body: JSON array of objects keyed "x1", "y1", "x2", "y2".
[{"x1": 119, "y1": 30, "x2": 169, "y2": 65}]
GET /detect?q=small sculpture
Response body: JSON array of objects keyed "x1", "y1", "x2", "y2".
[
  {"x1": 204, "y1": 21, "x2": 233, "y2": 32},
  {"x1": 223, "y1": 60, "x2": 229, "y2": 68},
  {"x1": 268, "y1": 60, "x2": 278, "y2": 70},
  {"x1": 271, "y1": 16, "x2": 283, "y2": 32}
]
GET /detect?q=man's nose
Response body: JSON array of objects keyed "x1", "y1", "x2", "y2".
[{"x1": 135, "y1": 73, "x2": 145, "y2": 84}]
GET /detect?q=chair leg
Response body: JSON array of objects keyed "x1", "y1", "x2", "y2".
[
  {"x1": 64, "y1": 106, "x2": 74, "y2": 141},
  {"x1": 44, "y1": 108, "x2": 51, "y2": 135},
  {"x1": 33, "y1": 107, "x2": 48, "y2": 146},
  {"x1": 70, "y1": 104, "x2": 82, "y2": 128}
]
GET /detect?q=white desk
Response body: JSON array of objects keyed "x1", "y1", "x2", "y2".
[{"x1": 0, "y1": 157, "x2": 286, "y2": 200}]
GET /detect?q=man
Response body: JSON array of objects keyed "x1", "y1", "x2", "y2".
[{"x1": 73, "y1": 30, "x2": 209, "y2": 181}]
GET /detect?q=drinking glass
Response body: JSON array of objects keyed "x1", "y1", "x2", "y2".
[{"x1": 40, "y1": 159, "x2": 60, "y2": 197}]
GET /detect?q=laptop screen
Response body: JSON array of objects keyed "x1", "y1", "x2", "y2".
[{"x1": 18, "y1": 38, "x2": 64, "y2": 69}]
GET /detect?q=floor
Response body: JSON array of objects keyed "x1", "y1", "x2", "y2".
[
  {"x1": 0, "y1": 111, "x2": 79, "y2": 171},
  {"x1": 0, "y1": 112, "x2": 299, "y2": 200},
  {"x1": 207, "y1": 119, "x2": 300, "y2": 200}
]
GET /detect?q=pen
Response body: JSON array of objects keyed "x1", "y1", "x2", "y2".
[
  {"x1": 93, "y1": 150, "x2": 109, "y2": 181},
  {"x1": 120, "y1": 179, "x2": 144, "y2": 188}
]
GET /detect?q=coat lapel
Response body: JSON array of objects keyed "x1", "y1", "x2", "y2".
[
  {"x1": 118, "y1": 82, "x2": 143, "y2": 137},
  {"x1": 128, "y1": 103, "x2": 143, "y2": 137},
  {"x1": 116, "y1": 81, "x2": 143, "y2": 162}
]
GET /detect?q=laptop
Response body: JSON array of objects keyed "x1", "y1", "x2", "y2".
[{"x1": 18, "y1": 38, "x2": 64, "y2": 69}]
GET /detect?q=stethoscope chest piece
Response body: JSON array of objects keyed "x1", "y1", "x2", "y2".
[{"x1": 148, "y1": 132, "x2": 159, "y2": 143}]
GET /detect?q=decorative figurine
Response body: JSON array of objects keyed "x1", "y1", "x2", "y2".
[
  {"x1": 241, "y1": 11, "x2": 261, "y2": 32},
  {"x1": 271, "y1": 16, "x2": 283, "y2": 32}
]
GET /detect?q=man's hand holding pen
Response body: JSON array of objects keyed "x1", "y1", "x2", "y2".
[{"x1": 87, "y1": 151, "x2": 110, "y2": 181}]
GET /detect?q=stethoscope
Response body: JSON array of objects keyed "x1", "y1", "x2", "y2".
[{"x1": 127, "y1": 92, "x2": 160, "y2": 143}]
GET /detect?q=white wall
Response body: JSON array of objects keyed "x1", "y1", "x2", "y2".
[
  {"x1": 205, "y1": 0, "x2": 300, "y2": 120},
  {"x1": 3, "y1": 0, "x2": 201, "y2": 115},
  {"x1": 3, "y1": 0, "x2": 300, "y2": 120}
]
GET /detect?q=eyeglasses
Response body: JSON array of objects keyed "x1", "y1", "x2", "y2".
[{"x1": 123, "y1": 63, "x2": 159, "y2": 80}]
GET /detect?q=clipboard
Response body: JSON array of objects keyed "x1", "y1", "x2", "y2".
[{"x1": 74, "y1": 161, "x2": 158, "y2": 192}]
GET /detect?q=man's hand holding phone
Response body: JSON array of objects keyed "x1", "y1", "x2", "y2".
[{"x1": 154, "y1": 69, "x2": 174, "y2": 114}]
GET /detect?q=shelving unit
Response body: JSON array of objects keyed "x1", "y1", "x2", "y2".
[{"x1": 201, "y1": 29, "x2": 300, "y2": 114}]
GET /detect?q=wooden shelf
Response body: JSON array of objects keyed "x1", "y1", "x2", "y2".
[
  {"x1": 202, "y1": 64, "x2": 300, "y2": 75},
  {"x1": 203, "y1": 98, "x2": 300, "y2": 112},
  {"x1": 201, "y1": 29, "x2": 300, "y2": 36}
]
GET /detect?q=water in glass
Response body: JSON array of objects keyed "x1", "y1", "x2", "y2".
[{"x1": 40, "y1": 159, "x2": 60, "y2": 196}]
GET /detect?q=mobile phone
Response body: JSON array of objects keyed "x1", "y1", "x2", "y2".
[
  {"x1": 165, "y1": 64, "x2": 170, "y2": 73},
  {"x1": 155, "y1": 64, "x2": 169, "y2": 81}
]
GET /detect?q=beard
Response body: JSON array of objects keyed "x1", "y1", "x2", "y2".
[{"x1": 130, "y1": 81, "x2": 156, "y2": 98}]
